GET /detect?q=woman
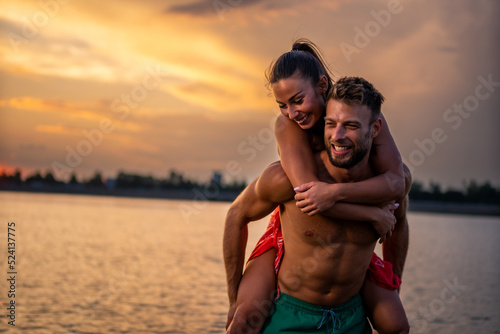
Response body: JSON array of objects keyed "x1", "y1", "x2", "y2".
[{"x1": 226, "y1": 39, "x2": 410, "y2": 334}]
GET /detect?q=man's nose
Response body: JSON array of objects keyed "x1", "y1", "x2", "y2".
[{"x1": 332, "y1": 126, "x2": 346, "y2": 141}]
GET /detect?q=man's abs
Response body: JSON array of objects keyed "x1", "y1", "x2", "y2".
[{"x1": 277, "y1": 203, "x2": 377, "y2": 306}]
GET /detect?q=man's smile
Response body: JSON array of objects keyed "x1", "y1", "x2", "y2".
[{"x1": 331, "y1": 144, "x2": 352, "y2": 156}]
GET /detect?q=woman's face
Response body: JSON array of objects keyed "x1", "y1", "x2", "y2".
[{"x1": 272, "y1": 72, "x2": 327, "y2": 130}]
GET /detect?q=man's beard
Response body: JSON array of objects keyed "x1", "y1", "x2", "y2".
[{"x1": 325, "y1": 130, "x2": 371, "y2": 169}]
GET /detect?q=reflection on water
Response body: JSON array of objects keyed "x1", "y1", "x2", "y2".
[
  {"x1": 0, "y1": 192, "x2": 498, "y2": 333},
  {"x1": 394, "y1": 212, "x2": 500, "y2": 334}
]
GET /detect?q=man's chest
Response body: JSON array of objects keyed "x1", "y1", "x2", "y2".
[{"x1": 281, "y1": 203, "x2": 376, "y2": 247}]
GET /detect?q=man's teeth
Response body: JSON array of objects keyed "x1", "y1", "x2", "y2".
[{"x1": 334, "y1": 146, "x2": 350, "y2": 151}]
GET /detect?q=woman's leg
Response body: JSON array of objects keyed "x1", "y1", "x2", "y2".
[
  {"x1": 226, "y1": 249, "x2": 277, "y2": 334},
  {"x1": 361, "y1": 276, "x2": 410, "y2": 334}
]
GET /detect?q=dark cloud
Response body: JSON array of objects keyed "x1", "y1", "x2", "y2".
[
  {"x1": 0, "y1": 16, "x2": 21, "y2": 33},
  {"x1": 19, "y1": 143, "x2": 46, "y2": 151},
  {"x1": 1, "y1": 15, "x2": 92, "y2": 56},
  {"x1": 0, "y1": 16, "x2": 89, "y2": 46},
  {"x1": 166, "y1": 0, "x2": 264, "y2": 16}
]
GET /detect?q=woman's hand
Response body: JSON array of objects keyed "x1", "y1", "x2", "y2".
[
  {"x1": 294, "y1": 181, "x2": 338, "y2": 215},
  {"x1": 372, "y1": 202, "x2": 399, "y2": 243}
]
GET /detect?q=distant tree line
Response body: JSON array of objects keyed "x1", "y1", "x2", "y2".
[
  {"x1": 0, "y1": 169, "x2": 107, "y2": 188},
  {"x1": 112, "y1": 170, "x2": 246, "y2": 192},
  {"x1": 409, "y1": 180, "x2": 500, "y2": 204},
  {"x1": 0, "y1": 168, "x2": 247, "y2": 193},
  {"x1": 1, "y1": 168, "x2": 499, "y2": 205}
]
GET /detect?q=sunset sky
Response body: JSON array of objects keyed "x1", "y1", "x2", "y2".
[{"x1": 1, "y1": 0, "x2": 499, "y2": 189}]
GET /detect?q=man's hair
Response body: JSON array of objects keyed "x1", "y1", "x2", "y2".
[{"x1": 328, "y1": 76, "x2": 385, "y2": 122}]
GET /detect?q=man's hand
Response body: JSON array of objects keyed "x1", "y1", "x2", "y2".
[
  {"x1": 373, "y1": 202, "x2": 399, "y2": 243},
  {"x1": 294, "y1": 181, "x2": 338, "y2": 215}
]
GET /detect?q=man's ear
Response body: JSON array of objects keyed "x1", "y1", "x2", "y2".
[{"x1": 371, "y1": 118, "x2": 382, "y2": 138}]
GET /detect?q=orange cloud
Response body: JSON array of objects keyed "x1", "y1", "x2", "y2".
[
  {"x1": 35, "y1": 124, "x2": 80, "y2": 135},
  {"x1": 2, "y1": 97, "x2": 144, "y2": 134},
  {"x1": 7, "y1": 97, "x2": 52, "y2": 112},
  {"x1": 5, "y1": 97, "x2": 104, "y2": 120}
]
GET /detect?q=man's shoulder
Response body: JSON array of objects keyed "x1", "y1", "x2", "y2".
[
  {"x1": 256, "y1": 161, "x2": 294, "y2": 203},
  {"x1": 393, "y1": 163, "x2": 412, "y2": 220},
  {"x1": 403, "y1": 163, "x2": 412, "y2": 196}
]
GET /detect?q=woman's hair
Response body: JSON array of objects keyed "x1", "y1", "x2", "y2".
[{"x1": 266, "y1": 38, "x2": 334, "y2": 93}]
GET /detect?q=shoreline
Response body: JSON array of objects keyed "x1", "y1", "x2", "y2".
[
  {"x1": 1, "y1": 187, "x2": 499, "y2": 217},
  {"x1": 407, "y1": 200, "x2": 500, "y2": 217}
]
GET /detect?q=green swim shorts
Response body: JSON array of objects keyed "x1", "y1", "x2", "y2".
[{"x1": 260, "y1": 292, "x2": 372, "y2": 334}]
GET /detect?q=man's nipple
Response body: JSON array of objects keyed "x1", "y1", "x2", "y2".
[{"x1": 304, "y1": 230, "x2": 314, "y2": 237}]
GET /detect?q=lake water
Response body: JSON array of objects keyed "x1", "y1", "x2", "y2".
[{"x1": 0, "y1": 191, "x2": 498, "y2": 334}]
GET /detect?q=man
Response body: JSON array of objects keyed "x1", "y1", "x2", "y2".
[{"x1": 224, "y1": 77, "x2": 410, "y2": 333}]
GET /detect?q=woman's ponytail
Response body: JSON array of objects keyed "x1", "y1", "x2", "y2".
[{"x1": 266, "y1": 38, "x2": 333, "y2": 94}]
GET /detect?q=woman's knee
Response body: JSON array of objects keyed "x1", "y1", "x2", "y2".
[
  {"x1": 228, "y1": 303, "x2": 268, "y2": 334},
  {"x1": 375, "y1": 318, "x2": 410, "y2": 334}
]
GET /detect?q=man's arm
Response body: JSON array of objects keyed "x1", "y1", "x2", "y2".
[
  {"x1": 382, "y1": 164, "x2": 412, "y2": 280},
  {"x1": 223, "y1": 162, "x2": 292, "y2": 307},
  {"x1": 383, "y1": 196, "x2": 409, "y2": 279}
]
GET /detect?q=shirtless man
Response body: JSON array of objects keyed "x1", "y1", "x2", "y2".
[{"x1": 224, "y1": 76, "x2": 410, "y2": 333}]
